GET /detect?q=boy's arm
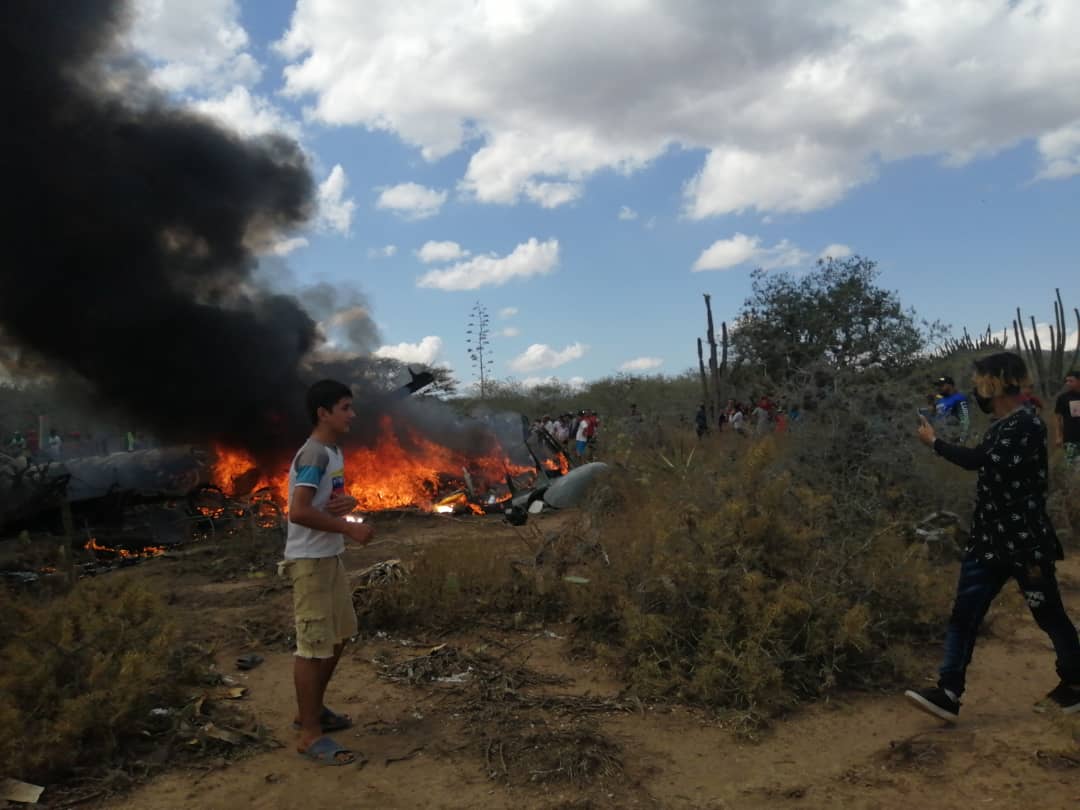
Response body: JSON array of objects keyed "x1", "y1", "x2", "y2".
[
  {"x1": 290, "y1": 487, "x2": 374, "y2": 544},
  {"x1": 289, "y1": 486, "x2": 351, "y2": 534}
]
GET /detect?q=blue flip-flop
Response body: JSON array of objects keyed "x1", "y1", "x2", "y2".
[
  {"x1": 299, "y1": 735, "x2": 356, "y2": 766},
  {"x1": 292, "y1": 706, "x2": 353, "y2": 733}
]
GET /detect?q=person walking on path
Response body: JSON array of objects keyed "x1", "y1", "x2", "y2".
[
  {"x1": 283, "y1": 380, "x2": 375, "y2": 765},
  {"x1": 1055, "y1": 369, "x2": 1080, "y2": 469},
  {"x1": 905, "y1": 352, "x2": 1080, "y2": 723}
]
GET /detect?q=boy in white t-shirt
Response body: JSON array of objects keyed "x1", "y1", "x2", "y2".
[{"x1": 284, "y1": 379, "x2": 374, "y2": 766}]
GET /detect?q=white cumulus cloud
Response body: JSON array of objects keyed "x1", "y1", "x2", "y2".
[
  {"x1": 693, "y1": 233, "x2": 808, "y2": 272},
  {"x1": 417, "y1": 238, "x2": 559, "y2": 291},
  {"x1": 374, "y1": 335, "x2": 443, "y2": 365},
  {"x1": 1036, "y1": 120, "x2": 1080, "y2": 180},
  {"x1": 276, "y1": 1, "x2": 1080, "y2": 214},
  {"x1": 191, "y1": 86, "x2": 299, "y2": 138},
  {"x1": 818, "y1": 243, "x2": 853, "y2": 260},
  {"x1": 500, "y1": 327, "x2": 521, "y2": 338},
  {"x1": 522, "y1": 181, "x2": 582, "y2": 208},
  {"x1": 684, "y1": 143, "x2": 870, "y2": 218},
  {"x1": 267, "y1": 236, "x2": 309, "y2": 257},
  {"x1": 691, "y1": 234, "x2": 812, "y2": 273},
  {"x1": 619, "y1": 357, "x2": 663, "y2": 372},
  {"x1": 498, "y1": 307, "x2": 519, "y2": 319},
  {"x1": 376, "y1": 183, "x2": 448, "y2": 220},
  {"x1": 367, "y1": 244, "x2": 397, "y2": 258},
  {"x1": 509, "y1": 342, "x2": 587, "y2": 373},
  {"x1": 692, "y1": 233, "x2": 761, "y2": 271},
  {"x1": 618, "y1": 205, "x2": 638, "y2": 221},
  {"x1": 317, "y1": 165, "x2": 357, "y2": 235},
  {"x1": 522, "y1": 375, "x2": 587, "y2": 390},
  {"x1": 417, "y1": 240, "x2": 468, "y2": 263},
  {"x1": 132, "y1": 0, "x2": 260, "y2": 93},
  {"x1": 133, "y1": 1, "x2": 302, "y2": 147}
]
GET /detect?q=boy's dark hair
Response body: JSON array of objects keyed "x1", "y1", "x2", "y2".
[{"x1": 305, "y1": 379, "x2": 353, "y2": 425}]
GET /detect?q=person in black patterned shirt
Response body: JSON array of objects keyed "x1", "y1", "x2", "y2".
[{"x1": 905, "y1": 352, "x2": 1080, "y2": 723}]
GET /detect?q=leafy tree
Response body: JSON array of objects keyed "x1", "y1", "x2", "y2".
[{"x1": 732, "y1": 256, "x2": 938, "y2": 379}]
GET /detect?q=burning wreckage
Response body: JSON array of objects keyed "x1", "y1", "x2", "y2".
[
  {"x1": 0, "y1": 0, "x2": 606, "y2": 580},
  {"x1": 1, "y1": 371, "x2": 608, "y2": 559}
]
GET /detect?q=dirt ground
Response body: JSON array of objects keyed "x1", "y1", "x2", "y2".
[{"x1": 71, "y1": 512, "x2": 1080, "y2": 810}]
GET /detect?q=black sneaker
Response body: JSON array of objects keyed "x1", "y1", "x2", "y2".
[
  {"x1": 1039, "y1": 682, "x2": 1080, "y2": 715},
  {"x1": 904, "y1": 686, "x2": 960, "y2": 723}
]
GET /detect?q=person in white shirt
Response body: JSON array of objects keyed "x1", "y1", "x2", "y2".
[
  {"x1": 731, "y1": 408, "x2": 746, "y2": 435},
  {"x1": 46, "y1": 429, "x2": 63, "y2": 460},
  {"x1": 575, "y1": 415, "x2": 589, "y2": 458},
  {"x1": 554, "y1": 416, "x2": 570, "y2": 446},
  {"x1": 283, "y1": 379, "x2": 374, "y2": 766}
]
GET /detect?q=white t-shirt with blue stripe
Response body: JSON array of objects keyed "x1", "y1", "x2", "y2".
[{"x1": 285, "y1": 438, "x2": 346, "y2": 559}]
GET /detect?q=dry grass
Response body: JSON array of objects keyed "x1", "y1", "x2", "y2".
[
  {"x1": 0, "y1": 573, "x2": 278, "y2": 791},
  {"x1": 0, "y1": 578, "x2": 180, "y2": 782},
  {"x1": 483, "y1": 722, "x2": 623, "y2": 786},
  {"x1": 354, "y1": 528, "x2": 563, "y2": 632},
  {"x1": 571, "y1": 426, "x2": 956, "y2": 725}
]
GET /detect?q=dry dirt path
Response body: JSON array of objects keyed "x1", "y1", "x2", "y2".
[{"x1": 98, "y1": 521, "x2": 1080, "y2": 810}]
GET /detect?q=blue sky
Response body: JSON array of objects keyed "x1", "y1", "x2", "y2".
[{"x1": 130, "y1": 0, "x2": 1080, "y2": 388}]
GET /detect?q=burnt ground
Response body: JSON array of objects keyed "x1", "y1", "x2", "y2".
[{"x1": 24, "y1": 512, "x2": 1080, "y2": 810}]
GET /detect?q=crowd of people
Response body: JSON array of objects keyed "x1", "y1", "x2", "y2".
[
  {"x1": 530, "y1": 410, "x2": 602, "y2": 459},
  {"x1": 694, "y1": 396, "x2": 801, "y2": 439}
]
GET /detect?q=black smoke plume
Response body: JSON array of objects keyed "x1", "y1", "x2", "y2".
[
  {"x1": 0, "y1": 1, "x2": 535, "y2": 489},
  {"x1": 0, "y1": 0, "x2": 320, "y2": 463}
]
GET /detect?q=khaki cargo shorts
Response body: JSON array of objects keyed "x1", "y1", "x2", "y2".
[{"x1": 281, "y1": 555, "x2": 358, "y2": 659}]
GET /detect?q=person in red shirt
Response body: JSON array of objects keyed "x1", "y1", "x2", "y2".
[
  {"x1": 584, "y1": 410, "x2": 600, "y2": 453},
  {"x1": 774, "y1": 406, "x2": 788, "y2": 434}
]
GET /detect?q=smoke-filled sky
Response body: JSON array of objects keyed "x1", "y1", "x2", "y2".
[
  {"x1": 119, "y1": 0, "x2": 1080, "y2": 388},
  {"x1": 4, "y1": 0, "x2": 1080, "y2": 403},
  {"x1": 0, "y1": 1, "x2": 346, "y2": 458}
]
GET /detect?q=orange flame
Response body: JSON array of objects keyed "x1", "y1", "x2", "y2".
[
  {"x1": 210, "y1": 415, "x2": 540, "y2": 513},
  {"x1": 84, "y1": 537, "x2": 165, "y2": 559},
  {"x1": 543, "y1": 454, "x2": 570, "y2": 475}
]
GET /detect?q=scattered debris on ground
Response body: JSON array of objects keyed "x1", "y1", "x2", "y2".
[{"x1": 483, "y1": 722, "x2": 623, "y2": 786}]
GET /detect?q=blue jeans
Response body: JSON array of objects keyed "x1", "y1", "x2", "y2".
[{"x1": 938, "y1": 557, "x2": 1080, "y2": 696}]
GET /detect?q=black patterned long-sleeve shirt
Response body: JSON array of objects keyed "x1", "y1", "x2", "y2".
[{"x1": 933, "y1": 408, "x2": 1062, "y2": 568}]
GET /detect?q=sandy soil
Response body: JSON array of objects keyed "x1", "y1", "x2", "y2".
[{"x1": 88, "y1": 513, "x2": 1080, "y2": 810}]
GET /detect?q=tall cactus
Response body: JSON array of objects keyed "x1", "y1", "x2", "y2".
[
  {"x1": 699, "y1": 294, "x2": 729, "y2": 420},
  {"x1": 1012, "y1": 289, "x2": 1080, "y2": 400}
]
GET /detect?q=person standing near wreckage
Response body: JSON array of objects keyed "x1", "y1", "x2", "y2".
[
  {"x1": 282, "y1": 379, "x2": 374, "y2": 765},
  {"x1": 905, "y1": 352, "x2": 1080, "y2": 723}
]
